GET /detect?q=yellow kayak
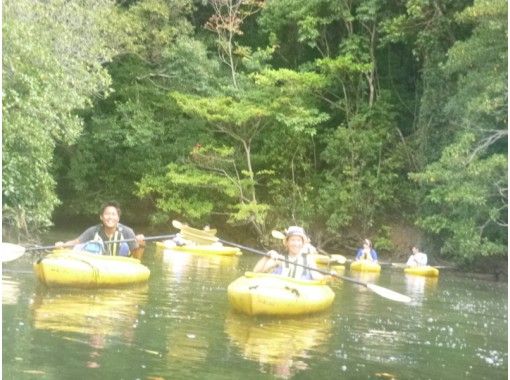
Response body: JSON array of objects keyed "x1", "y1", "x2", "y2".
[
  {"x1": 156, "y1": 241, "x2": 241, "y2": 256},
  {"x1": 404, "y1": 266, "x2": 440, "y2": 277},
  {"x1": 227, "y1": 272, "x2": 335, "y2": 316},
  {"x1": 314, "y1": 254, "x2": 346, "y2": 266},
  {"x1": 180, "y1": 224, "x2": 217, "y2": 237},
  {"x1": 350, "y1": 259, "x2": 381, "y2": 273},
  {"x1": 34, "y1": 250, "x2": 150, "y2": 288}
]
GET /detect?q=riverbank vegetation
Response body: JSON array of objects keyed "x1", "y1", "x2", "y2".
[{"x1": 3, "y1": 0, "x2": 507, "y2": 268}]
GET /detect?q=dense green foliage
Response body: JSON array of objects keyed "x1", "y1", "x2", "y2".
[
  {"x1": 3, "y1": 0, "x2": 507, "y2": 264},
  {"x1": 409, "y1": 0, "x2": 508, "y2": 262},
  {"x1": 3, "y1": 0, "x2": 120, "y2": 238}
]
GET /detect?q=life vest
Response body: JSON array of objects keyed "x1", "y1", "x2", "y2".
[
  {"x1": 273, "y1": 254, "x2": 312, "y2": 280},
  {"x1": 359, "y1": 248, "x2": 376, "y2": 261},
  {"x1": 91, "y1": 225, "x2": 129, "y2": 256},
  {"x1": 361, "y1": 249, "x2": 371, "y2": 260}
]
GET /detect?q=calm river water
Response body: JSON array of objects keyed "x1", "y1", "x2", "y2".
[{"x1": 2, "y1": 243, "x2": 507, "y2": 379}]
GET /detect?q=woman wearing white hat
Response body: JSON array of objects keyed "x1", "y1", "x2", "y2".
[{"x1": 253, "y1": 226, "x2": 322, "y2": 280}]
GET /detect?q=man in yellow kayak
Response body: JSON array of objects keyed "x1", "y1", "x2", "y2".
[
  {"x1": 253, "y1": 226, "x2": 322, "y2": 280},
  {"x1": 406, "y1": 246, "x2": 428, "y2": 267},
  {"x1": 55, "y1": 201, "x2": 145, "y2": 257}
]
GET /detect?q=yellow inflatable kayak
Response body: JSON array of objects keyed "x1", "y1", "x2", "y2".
[
  {"x1": 34, "y1": 250, "x2": 150, "y2": 288},
  {"x1": 156, "y1": 241, "x2": 241, "y2": 256},
  {"x1": 350, "y1": 259, "x2": 381, "y2": 273},
  {"x1": 227, "y1": 272, "x2": 335, "y2": 316},
  {"x1": 404, "y1": 266, "x2": 439, "y2": 277},
  {"x1": 314, "y1": 254, "x2": 346, "y2": 266}
]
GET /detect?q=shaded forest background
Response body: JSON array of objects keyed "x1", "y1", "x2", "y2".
[{"x1": 3, "y1": 0, "x2": 507, "y2": 269}]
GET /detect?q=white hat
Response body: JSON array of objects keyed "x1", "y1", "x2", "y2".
[{"x1": 285, "y1": 226, "x2": 307, "y2": 241}]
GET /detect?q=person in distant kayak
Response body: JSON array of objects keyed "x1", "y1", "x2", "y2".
[
  {"x1": 253, "y1": 226, "x2": 322, "y2": 280},
  {"x1": 355, "y1": 239, "x2": 378, "y2": 262},
  {"x1": 301, "y1": 234, "x2": 318, "y2": 255},
  {"x1": 406, "y1": 246, "x2": 428, "y2": 267},
  {"x1": 55, "y1": 201, "x2": 145, "y2": 257}
]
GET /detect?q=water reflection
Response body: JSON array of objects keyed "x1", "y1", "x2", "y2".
[
  {"x1": 2, "y1": 274, "x2": 21, "y2": 305},
  {"x1": 225, "y1": 312, "x2": 333, "y2": 379},
  {"x1": 348, "y1": 270, "x2": 380, "y2": 284},
  {"x1": 154, "y1": 248, "x2": 240, "y2": 367},
  {"x1": 165, "y1": 328, "x2": 210, "y2": 364},
  {"x1": 31, "y1": 287, "x2": 148, "y2": 335},
  {"x1": 330, "y1": 265, "x2": 346, "y2": 274},
  {"x1": 404, "y1": 274, "x2": 438, "y2": 305},
  {"x1": 30, "y1": 286, "x2": 148, "y2": 368}
]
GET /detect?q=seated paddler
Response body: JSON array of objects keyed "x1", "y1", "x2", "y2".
[
  {"x1": 253, "y1": 226, "x2": 323, "y2": 280},
  {"x1": 355, "y1": 238, "x2": 378, "y2": 262},
  {"x1": 406, "y1": 246, "x2": 428, "y2": 267},
  {"x1": 55, "y1": 201, "x2": 145, "y2": 257}
]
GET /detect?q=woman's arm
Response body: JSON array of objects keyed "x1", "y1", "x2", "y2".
[
  {"x1": 355, "y1": 249, "x2": 362, "y2": 261},
  {"x1": 406, "y1": 255, "x2": 416, "y2": 266},
  {"x1": 371, "y1": 249, "x2": 378, "y2": 262},
  {"x1": 253, "y1": 250, "x2": 281, "y2": 273}
]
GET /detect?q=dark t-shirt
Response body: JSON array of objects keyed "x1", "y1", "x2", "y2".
[{"x1": 78, "y1": 223, "x2": 138, "y2": 251}]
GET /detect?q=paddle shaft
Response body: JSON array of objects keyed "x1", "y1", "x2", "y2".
[
  {"x1": 1, "y1": 233, "x2": 178, "y2": 263},
  {"x1": 389, "y1": 262, "x2": 454, "y2": 270},
  {"x1": 219, "y1": 239, "x2": 396, "y2": 291},
  {"x1": 24, "y1": 234, "x2": 177, "y2": 252}
]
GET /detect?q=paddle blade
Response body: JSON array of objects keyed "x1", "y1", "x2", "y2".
[
  {"x1": 271, "y1": 230, "x2": 285, "y2": 240},
  {"x1": 1, "y1": 243, "x2": 26, "y2": 263},
  {"x1": 180, "y1": 231, "x2": 219, "y2": 245},
  {"x1": 366, "y1": 283, "x2": 411, "y2": 303},
  {"x1": 172, "y1": 220, "x2": 183, "y2": 229}
]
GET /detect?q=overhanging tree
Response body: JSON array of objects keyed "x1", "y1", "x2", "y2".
[
  {"x1": 3, "y1": 0, "x2": 119, "y2": 238},
  {"x1": 138, "y1": 69, "x2": 328, "y2": 236},
  {"x1": 409, "y1": 0, "x2": 508, "y2": 263}
]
